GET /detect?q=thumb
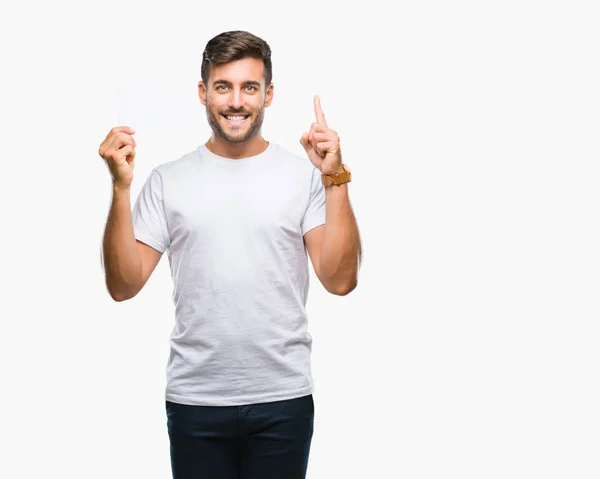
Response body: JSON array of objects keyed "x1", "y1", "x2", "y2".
[{"x1": 299, "y1": 132, "x2": 311, "y2": 151}]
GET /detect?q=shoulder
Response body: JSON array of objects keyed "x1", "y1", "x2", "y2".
[
  {"x1": 134, "y1": 148, "x2": 202, "y2": 200},
  {"x1": 152, "y1": 147, "x2": 201, "y2": 179},
  {"x1": 269, "y1": 142, "x2": 320, "y2": 178}
]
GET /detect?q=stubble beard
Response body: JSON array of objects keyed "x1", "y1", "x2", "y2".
[{"x1": 206, "y1": 102, "x2": 265, "y2": 144}]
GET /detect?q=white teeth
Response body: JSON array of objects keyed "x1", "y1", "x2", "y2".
[{"x1": 226, "y1": 116, "x2": 246, "y2": 121}]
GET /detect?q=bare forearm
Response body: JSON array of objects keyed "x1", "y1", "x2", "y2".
[
  {"x1": 102, "y1": 185, "x2": 142, "y2": 301},
  {"x1": 319, "y1": 183, "x2": 361, "y2": 294}
]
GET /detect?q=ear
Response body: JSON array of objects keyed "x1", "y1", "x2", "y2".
[
  {"x1": 264, "y1": 82, "x2": 274, "y2": 108},
  {"x1": 198, "y1": 81, "x2": 207, "y2": 106}
]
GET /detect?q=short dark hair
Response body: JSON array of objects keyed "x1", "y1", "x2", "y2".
[{"x1": 201, "y1": 30, "x2": 272, "y2": 87}]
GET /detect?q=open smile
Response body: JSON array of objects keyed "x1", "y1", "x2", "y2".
[{"x1": 221, "y1": 114, "x2": 250, "y2": 127}]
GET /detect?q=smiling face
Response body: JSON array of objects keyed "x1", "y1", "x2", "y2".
[{"x1": 199, "y1": 57, "x2": 274, "y2": 144}]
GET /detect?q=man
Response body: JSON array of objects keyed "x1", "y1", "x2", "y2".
[{"x1": 98, "y1": 30, "x2": 361, "y2": 479}]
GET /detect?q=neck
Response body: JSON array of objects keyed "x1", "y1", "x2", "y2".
[{"x1": 205, "y1": 132, "x2": 269, "y2": 159}]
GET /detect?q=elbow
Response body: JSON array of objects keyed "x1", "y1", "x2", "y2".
[
  {"x1": 327, "y1": 279, "x2": 358, "y2": 296},
  {"x1": 111, "y1": 292, "x2": 131, "y2": 302},
  {"x1": 107, "y1": 283, "x2": 139, "y2": 302},
  {"x1": 109, "y1": 289, "x2": 131, "y2": 302}
]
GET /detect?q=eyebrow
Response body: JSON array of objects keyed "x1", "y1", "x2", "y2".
[{"x1": 212, "y1": 79, "x2": 262, "y2": 88}]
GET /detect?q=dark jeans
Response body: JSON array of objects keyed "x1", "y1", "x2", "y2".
[{"x1": 165, "y1": 394, "x2": 314, "y2": 479}]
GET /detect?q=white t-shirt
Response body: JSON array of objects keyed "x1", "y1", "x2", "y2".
[{"x1": 131, "y1": 142, "x2": 326, "y2": 406}]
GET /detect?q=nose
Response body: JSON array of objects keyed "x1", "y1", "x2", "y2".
[{"x1": 228, "y1": 88, "x2": 244, "y2": 110}]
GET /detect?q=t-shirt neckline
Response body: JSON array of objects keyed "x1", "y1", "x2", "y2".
[{"x1": 198, "y1": 142, "x2": 274, "y2": 164}]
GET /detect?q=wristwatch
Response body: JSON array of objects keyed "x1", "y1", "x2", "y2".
[{"x1": 321, "y1": 164, "x2": 352, "y2": 186}]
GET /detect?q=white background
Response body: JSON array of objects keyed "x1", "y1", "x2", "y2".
[{"x1": 1, "y1": 0, "x2": 599, "y2": 478}]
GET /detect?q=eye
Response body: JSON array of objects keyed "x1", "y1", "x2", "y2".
[
  {"x1": 244, "y1": 86, "x2": 257, "y2": 92},
  {"x1": 216, "y1": 85, "x2": 228, "y2": 91}
]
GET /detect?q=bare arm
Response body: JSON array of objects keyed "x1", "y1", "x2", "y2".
[
  {"x1": 304, "y1": 182, "x2": 362, "y2": 296},
  {"x1": 98, "y1": 126, "x2": 162, "y2": 302},
  {"x1": 102, "y1": 185, "x2": 162, "y2": 301},
  {"x1": 300, "y1": 95, "x2": 362, "y2": 296}
]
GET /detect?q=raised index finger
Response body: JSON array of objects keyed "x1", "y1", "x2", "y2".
[{"x1": 314, "y1": 95, "x2": 327, "y2": 126}]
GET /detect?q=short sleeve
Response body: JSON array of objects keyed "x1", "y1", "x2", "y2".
[
  {"x1": 301, "y1": 167, "x2": 326, "y2": 235},
  {"x1": 131, "y1": 169, "x2": 170, "y2": 253}
]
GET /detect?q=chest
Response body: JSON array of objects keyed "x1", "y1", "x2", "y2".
[{"x1": 164, "y1": 167, "x2": 308, "y2": 245}]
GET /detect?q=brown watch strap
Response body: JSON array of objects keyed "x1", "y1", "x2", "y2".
[{"x1": 321, "y1": 164, "x2": 352, "y2": 186}]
